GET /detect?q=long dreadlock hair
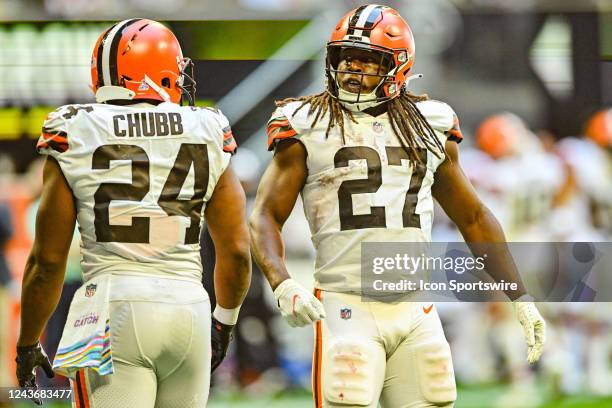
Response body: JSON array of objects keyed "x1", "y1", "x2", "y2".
[{"x1": 275, "y1": 89, "x2": 445, "y2": 165}]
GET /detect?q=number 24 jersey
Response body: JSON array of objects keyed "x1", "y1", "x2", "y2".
[
  {"x1": 37, "y1": 102, "x2": 236, "y2": 283},
  {"x1": 267, "y1": 100, "x2": 463, "y2": 293}
]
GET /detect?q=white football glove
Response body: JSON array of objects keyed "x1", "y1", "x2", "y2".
[
  {"x1": 513, "y1": 297, "x2": 546, "y2": 364},
  {"x1": 273, "y1": 279, "x2": 326, "y2": 327}
]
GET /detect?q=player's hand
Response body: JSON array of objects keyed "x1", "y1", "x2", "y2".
[
  {"x1": 15, "y1": 342, "x2": 55, "y2": 406},
  {"x1": 273, "y1": 278, "x2": 326, "y2": 327},
  {"x1": 211, "y1": 317, "x2": 234, "y2": 373},
  {"x1": 513, "y1": 298, "x2": 546, "y2": 364}
]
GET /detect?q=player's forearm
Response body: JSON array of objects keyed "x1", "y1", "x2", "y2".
[
  {"x1": 249, "y1": 212, "x2": 291, "y2": 291},
  {"x1": 457, "y1": 204, "x2": 526, "y2": 300},
  {"x1": 214, "y1": 244, "x2": 251, "y2": 309},
  {"x1": 18, "y1": 254, "x2": 65, "y2": 346}
]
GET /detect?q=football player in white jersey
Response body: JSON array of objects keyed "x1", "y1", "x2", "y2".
[
  {"x1": 16, "y1": 19, "x2": 251, "y2": 407},
  {"x1": 250, "y1": 5, "x2": 546, "y2": 407},
  {"x1": 465, "y1": 113, "x2": 566, "y2": 241},
  {"x1": 558, "y1": 108, "x2": 612, "y2": 239}
]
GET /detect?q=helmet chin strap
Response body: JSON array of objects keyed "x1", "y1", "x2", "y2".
[
  {"x1": 144, "y1": 75, "x2": 171, "y2": 103},
  {"x1": 338, "y1": 73, "x2": 424, "y2": 112},
  {"x1": 94, "y1": 76, "x2": 172, "y2": 104}
]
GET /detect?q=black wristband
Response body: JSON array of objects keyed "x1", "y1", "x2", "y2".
[
  {"x1": 17, "y1": 343, "x2": 40, "y2": 353},
  {"x1": 212, "y1": 317, "x2": 234, "y2": 332}
]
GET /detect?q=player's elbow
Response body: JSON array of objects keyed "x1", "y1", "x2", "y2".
[
  {"x1": 457, "y1": 202, "x2": 489, "y2": 232},
  {"x1": 218, "y1": 240, "x2": 251, "y2": 275},
  {"x1": 216, "y1": 246, "x2": 252, "y2": 294},
  {"x1": 456, "y1": 203, "x2": 507, "y2": 242},
  {"x1": 25, "y1": 249, "x2": 66, "y2": 281}
]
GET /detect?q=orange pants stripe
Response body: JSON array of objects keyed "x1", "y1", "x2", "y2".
[{"x1": 313, "y1": 289, "x2": 323, "y2": 408}]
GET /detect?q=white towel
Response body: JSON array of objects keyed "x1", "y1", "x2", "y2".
[{"x1": 53, "y1": 274, "x2": 113, "y2": 378}]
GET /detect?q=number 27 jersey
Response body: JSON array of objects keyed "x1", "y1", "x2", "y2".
[
  {"x1": 37, "y1": 102, "x2": 236, "y2": 283},
  {"x1": 267, "y1": 100, "x2": 462, "y2": 293}
]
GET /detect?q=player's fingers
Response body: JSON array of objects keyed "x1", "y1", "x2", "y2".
[
  {"x1": 522, "y1": 321, "x2": 535, "y2": 347},
  {"x1": 292, "y1": 297, "x2": 307, "y2": 316},
  {"x1": 527, "y1": 343, "x2": 543, "y2": 364},
  {"x1": 303, "y1": 303, "x2": 322, "y2": 324},
  {"x1": 534, "y1": 320, "x2": 546, "y2": 346},
  {"x1": 18, "y1": 371, "x2": 35, "y2": 388},
  {"x1": 293, "y1": 305, "x2": 313, "y2": 326},
  {"x1": 41, "y1": 358, "x2": 55, "y2": 378},
  {"x1": 285, "y1": 313, "x2": 299, "y2": 328},
  {"x1": 310, "y1": 297, "x2": 326, "y2": 319}
]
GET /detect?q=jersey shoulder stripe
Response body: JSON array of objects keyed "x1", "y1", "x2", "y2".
[
  {"x1": 445, "y1": 113, "x2": 463, "y2": 143},
  {"x1": 222, "y1": 125, "x2": 237, "y2": 154},
  {"x1": 37, "y1": 127, "x2": 69, "y2": 153},
  {"x1": 416, "y1": 99, "x2": 464, "y2": 143},
  {"x1": 37, "y1": 108, "x2": 70, "y2": 155},
  {"x1": 198, "y1": 106, "x2": 237, "y2": 155},
  {"x1": 267, "y1": 109, "x2": 298, "y2": 151}
]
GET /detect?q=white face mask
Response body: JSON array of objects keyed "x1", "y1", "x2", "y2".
[
  {"x1": 332, "y1": 67, "x2": 387, "y2": 112},
  {"x1": 335, "y1": 73, "x2": 424, "y2": 112},
  {"x1": 337, "y1": 87, "x2": 385, "y2": 112}
]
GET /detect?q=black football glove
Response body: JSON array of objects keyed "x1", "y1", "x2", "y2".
[
  {"x1": 211, "y1": 317, "x2": 234, "y2": 373},
  {"x1": 15, "y1": 342, "x2": 55, "y2": 406}
]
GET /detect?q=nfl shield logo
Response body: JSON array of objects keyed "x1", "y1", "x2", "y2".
[
  {"x1": 138, "y1": 80, "x2": 150, "y2": 91},
  {"x1": 373, "y1": 122, "x2": 384, "y2": 133},
  {"x1": 85, "y1": 284, "x2": 97, "y2": 298},
  {"x1": 340, "y1": 308, "x2": 352, "y2": 320}
]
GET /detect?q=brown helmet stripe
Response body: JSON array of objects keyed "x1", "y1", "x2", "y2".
[
  {"x1": 347, "y1": 5, "x2": 367, "y2": 35},
  {"x1": 362, "y1": 5, "x2": 384, "y2": 37},
  {"x1": 96, "y1": 25, "x2": 115, "y2": 87},
  {"x1": 108, "y1": 19, "x2": 142, "y2": 86}
]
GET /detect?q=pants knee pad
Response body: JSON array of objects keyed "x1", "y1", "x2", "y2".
[
  {"x1": 323, "y1": 339, "x2": 377, "y2": 406},
  {"x1": 415, "y1": 342, "x2": 457, "y2": 405}
]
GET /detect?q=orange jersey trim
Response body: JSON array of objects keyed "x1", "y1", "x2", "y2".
[
  {"x1": 267, "y1": 117, "x2": 298, "y2": 150},
  {"x1": 445, "y1": 114, "x2": 463, "y2": 143},
  {"x1": 313, "y1": 289, "x2": 323, "y2": 408},
  {"x1": 38, "y1": 129, "x2": 69, "y2": 153},
  {"x1": 222, "y1": 126, "x2": 237, "y2": 154}
]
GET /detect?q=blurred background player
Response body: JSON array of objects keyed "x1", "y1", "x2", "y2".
[
  {"x1": 250, "y1": 5, "x2": 545, "y2": 408},
  {"x1": 15, "y1": 19, "x2": 251, "y2": 407},
  {"x1": 556, "y1": 108, "x2": 612, "y2": 241},
  {"x1": 455, "y1": 113, "x2": 566, "y2": 241}
]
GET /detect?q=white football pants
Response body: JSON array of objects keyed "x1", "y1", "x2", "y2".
[
  {"x1": 70, "y1": 275, "x2": 211, "y2": 408},
  {"x1": 312, "y1": 290, "x2": 456, "y2": 408}
]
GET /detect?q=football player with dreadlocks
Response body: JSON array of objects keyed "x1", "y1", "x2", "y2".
[
  {"x1": 250, "y1": 5, "x2": 546, "y2": 407},
  {"x1": 16, "y1": 19, "x2": 250, "y2": 407}
]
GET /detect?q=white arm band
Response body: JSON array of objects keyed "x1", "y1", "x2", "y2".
[{"x1": 213, "y1": 305, "x2": 241, "y2": 326}]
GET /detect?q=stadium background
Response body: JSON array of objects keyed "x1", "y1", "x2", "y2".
[{"x1": 0, "y1": 0, "x2": 611, "y2": 406}]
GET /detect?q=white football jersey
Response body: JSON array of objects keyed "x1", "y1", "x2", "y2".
[
  {"x1": 37, "y1": 102, "x2": 236, "y2": 283},
  {"x1": 461, "y1": 145, "x2": 565, "y2": 241},
  {"x1": 558, "y1": 137, "x2": 612, "y2": 238},
  {"x1": 267, "y1": 100, "x2": 462, "y2": 293}
]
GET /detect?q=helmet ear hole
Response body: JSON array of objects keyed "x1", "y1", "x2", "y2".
[{"x1": 161, "y1": 77, "x2": 171, "y2": 88}]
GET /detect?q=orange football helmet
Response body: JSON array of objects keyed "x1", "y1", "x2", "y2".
[
  {"x1": 476, "y1": 113, "x2": 524, "y2": 159},
  {"x1": 91, "y1": 19, "x2": 196, "y2": 105},
  {"x1": 584, "y1": 108, "x2": 612, "y2": 148},
  {"x1": 326, "y1": 5, "x2": 416, "y2": 107}
]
